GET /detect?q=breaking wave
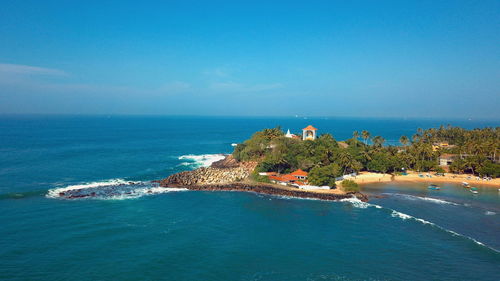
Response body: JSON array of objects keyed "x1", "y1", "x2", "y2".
[
  {"x1": 46, "y1": 179, "x2": 187, "y2": 200},
  {"x1": 485, "y1": 211, "x2": 496, "y2": 216},
  {"x1": 340, "y1": 197, "x2": 382, "y2": 209},
  {"x1": 341, "y1": 196, "x2": 499, "y2": 253},
  {"x1": 178, "y1": 154, "x2": 227, "y2": 168},
  {"x1": 385, "y1": 193, "x2": 460, "y2": 206}
]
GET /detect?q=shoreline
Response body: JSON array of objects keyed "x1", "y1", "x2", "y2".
[
  {"x1": 162, "y1": 182, "x2": 368, "y2": 202},
  {"x1": 159, "y1": 155, "x2": 371, "y2": 201},
  {"x1": 351, "y1": 171, "x2": 500, "y2": 187},
  {"x1": 159, "y1": 155, "x2": 499, "y2": 203}
]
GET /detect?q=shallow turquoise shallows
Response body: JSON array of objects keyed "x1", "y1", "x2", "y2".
[{"x1": 1, "y1": 115, "x2": 499, "y2": 281}]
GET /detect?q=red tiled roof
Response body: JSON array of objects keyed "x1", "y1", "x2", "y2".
[
  {"x1": 269, "y1": 174, "x2": 297, "y2": 182},
  {"x1": 290, "y1": 169, "x2": 308, "y2": 177},
  {"x1": 268, "y1": 175, "x2": 283, "y2": 182},
  {"x1": 281, "y1": 174, "x2": 297, "y2": 181},
  {"x1": 303, "y1": 125, "x2": 318, "y2": 131}
]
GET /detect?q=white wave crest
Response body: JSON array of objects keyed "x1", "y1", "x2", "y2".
[
  {"x1": 46, "y1": 179, "x2": 187, "y2": 200},
  {"x1": 485, "y1": 211, "x2": 496, "y2": 216},
  {"x1": 100, "y1": 187, "x2": 188, "y2": 200},
  {"x1": 46, "y1": 179, "x2": 130, "y2": 198},
  {"x1": 389, "y1": 209, "x2": 498, "y2": 252},
  {"x1": 340, "y1": 197, "x2": 382, "y2": 209},
  {"x1": 387, "y1": 193, "x2": 460, "y2": 206},
  {"x1": 178, "y1": 154, "x2": 227, "y2": 168},
  {"x1": 341, "y1": 195, "x2": 498, "y2": 253},
  {"x1": 391, "y1": 210, "x2": 433, "y2": 225}
]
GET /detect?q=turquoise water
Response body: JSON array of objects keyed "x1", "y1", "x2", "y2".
[{"x1": 1, "y1": 115, "x2": 499, "y2": 280}]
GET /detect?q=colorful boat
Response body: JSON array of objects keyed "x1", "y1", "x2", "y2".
[
  {"x1": 462, "y1": 182, "x2": 470, "y2": 187},
  {"x1": 470, "y1": 187, "x2": 478, "y2": 191},
  {"x1": 428, "y1": 184, "x2": 440, "y2": 190},
  {"x1": 470, "y1": 190, "x2": 478, "y2": 194}
]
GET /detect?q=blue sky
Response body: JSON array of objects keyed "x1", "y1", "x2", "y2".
[{"x1": 0, "y1": 0, "x2": 499, "y2": 118}]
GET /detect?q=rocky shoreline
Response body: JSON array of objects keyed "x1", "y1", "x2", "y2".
[
  {"x1": 163, "y1": 182, "x2": 368, "y2": 201},
  {"x1": 159, "y1": 155, "x2": 368, "y2": 202}
]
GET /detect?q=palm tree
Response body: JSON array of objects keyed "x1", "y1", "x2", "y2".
[
  {"x1": 412, "y1": 134, "x2": 420, "y2": 144},
  {"x1": 464, "y1": 156, "x2": 477, "y2": 175},
  {"x1": 372, "y1": 136, "x2": 385, "y2": 148},
  {"x1": 399, "y1": 135, "x2": 409, "y2": 147},
  {"x1": 361, "y1": 130, "x2": 371, "y2": 145},
  {"x1": 359, "y1": 147, "x2": 372, "y2": 165},
  {"x1": 338, "y1": 151, "x2": 358, "y2": 175},
  {"x1": 353, "y1": 131, "x2": 359, "y2": 142},
  {"x1": 262, "y1": 127, "x2": 283, "y2": 140}
]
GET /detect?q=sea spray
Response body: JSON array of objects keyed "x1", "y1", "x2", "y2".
[
  {"x1": 178, "y1": 154, "x2": 227, "y2": 168},
  {"x1": 383, "y1": 193, "x2": 460, "y2": 206},
  {"x1": 46, "y1": 179, "x2": 187, "y2": 200},
  {"x1": 341, "y1": 196, "x2": 499, "y2": 253},
  {"x1": 339, "y1": 196, "x2": 382, "y2": 209}
]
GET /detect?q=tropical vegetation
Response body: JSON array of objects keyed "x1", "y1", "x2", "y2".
[{"x1": 232, "y1": 125, "x2": 500, "y2": 179}]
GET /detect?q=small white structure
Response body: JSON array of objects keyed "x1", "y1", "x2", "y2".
[
  {"x1": 439, "y1": 154, "x2": 456, "y2": 166},
  {"x1": 285, "y1": 129, "x2": 294, "y2": 138},
  {"x1": 298, "y1": 185, "x2": 331, "y2": 190},
  {"x1": 302, "y1": 125, "x2": 318, "y2": 141}
]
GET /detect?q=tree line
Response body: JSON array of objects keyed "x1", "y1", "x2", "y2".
[{"x1": 232, "y1": 125, "x2": 500, "y2": 186}]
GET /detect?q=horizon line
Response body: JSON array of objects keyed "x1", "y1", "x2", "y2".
[{"x1": 0, "y1": 113, "x2": 499, "y2": 122}]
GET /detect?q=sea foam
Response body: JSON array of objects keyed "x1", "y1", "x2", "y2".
[
  {"x1": 340, "y1": 196, "x2": 499, "y2": 253},
  {"x1": 178, "y1": 154, "x2": 227, "y2": 168},
  {"x1": 339, "y1": 196, "x2": 382, "y2": 209},
  {"x1": 385, "y1": 193, "x2": 460, "y2": 206},
  {"x1": 389, "y1": 209, "x2": 498, "y2": 252},
  {"x1": 46, "y1": 179, "x2": 187, "y2": 200}
]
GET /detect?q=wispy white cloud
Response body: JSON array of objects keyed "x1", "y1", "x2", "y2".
[
  {"x1": 0, "y1": 63, "x2": 68, "y2": 76},
  {"x1": 0, "y1": 62, "x2": 193, "y2": 98},
  {"x1": 210, "y1": 81, "x2": 283, "y2": 92}
]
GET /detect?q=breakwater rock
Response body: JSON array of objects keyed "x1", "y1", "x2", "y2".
[
  {"x1": 159, "y1": 155, "x2": 368, "y2": 202},
  {"x1": 160, "y1": 156, "x2": 258, "y2": 186},
  {"x1": 164, "y1": 182, "x2": 367, "y2": 202}
]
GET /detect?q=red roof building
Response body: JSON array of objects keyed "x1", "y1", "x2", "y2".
[
  {"x1": 290, "y1": 169, "x2": 308, "y2": 180},
  {"x1": 268, "y1": 174, "x2": 298, "y2": 184},
  {"x1": 303, "y1": 125, "x2": 318, "y2": 131}
]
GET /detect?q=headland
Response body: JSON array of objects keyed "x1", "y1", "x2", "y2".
[
  {"x1": 159, "y1": 124, "x2": 499, "y2": 200},
  {"x1": 159, "y1": 155, "x2": 367, "y2": 201}
]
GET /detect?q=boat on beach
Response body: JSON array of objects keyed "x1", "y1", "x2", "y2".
[
  {"x1": 428, "y1": 184, "x2": 440, "y2": 190},
  {"x1": 462, "y1": 182, "x2": 470, "y2": 187}
]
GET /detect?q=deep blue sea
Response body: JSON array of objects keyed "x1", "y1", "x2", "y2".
[{"x1": 1, "y1": 115, "x2": 499, "y2": 281}]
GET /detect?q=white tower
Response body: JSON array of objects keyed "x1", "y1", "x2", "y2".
[{"x1": 302, "y1": 125, "x2": 318, "y2": 140}]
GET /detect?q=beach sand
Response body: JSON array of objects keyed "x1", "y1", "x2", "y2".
[{"x1": 350, "y1": 171, "x2": 500, "y2": 187}]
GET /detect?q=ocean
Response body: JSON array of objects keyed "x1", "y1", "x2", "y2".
[{"x1": 0, "y1": 115, "x2": 499, "y2": 281}]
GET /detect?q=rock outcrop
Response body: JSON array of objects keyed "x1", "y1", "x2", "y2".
[
  {"x1": 158, "y1": 155, "x2": 369, "y2": 202},
  {"x1": 160, "y1": 155, "x2": 258, "y2": 186},
  {"x1": 210, "y1": 155, "x2": 240, "y2": 169},
  {"x1": 177, "y1": 182, "x2": 367, "y2": 202}
]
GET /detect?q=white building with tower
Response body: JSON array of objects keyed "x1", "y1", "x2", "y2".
[{"x1": 302, "y1": 125, "x2": 318, "y2": 140}]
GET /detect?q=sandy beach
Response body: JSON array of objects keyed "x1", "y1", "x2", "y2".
[{"x1": 350, "y1": 171, "x2": 500, "y2": 187}]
